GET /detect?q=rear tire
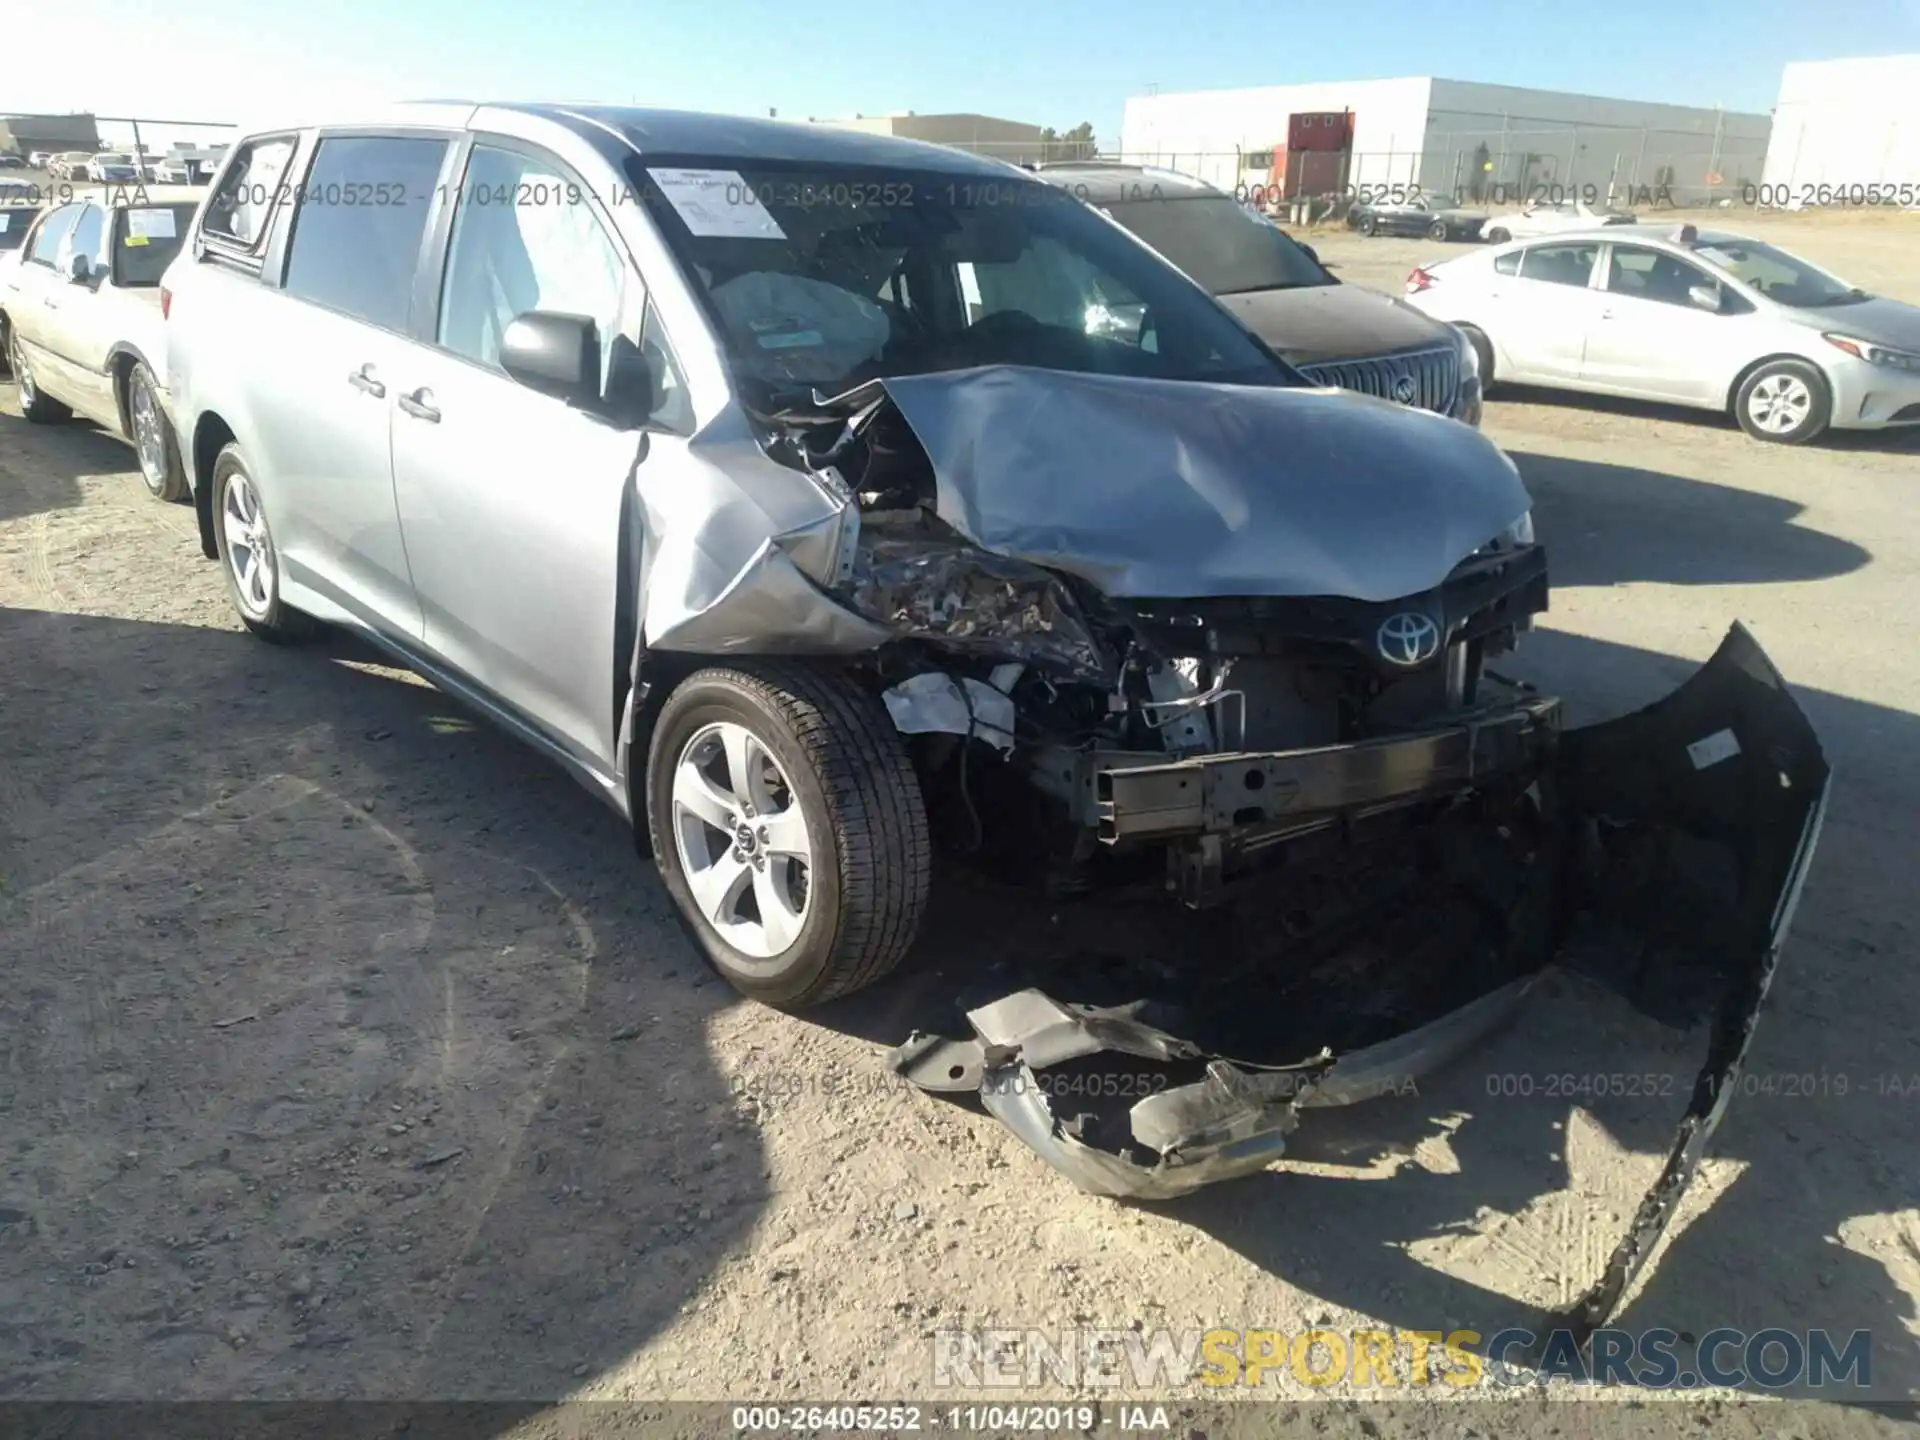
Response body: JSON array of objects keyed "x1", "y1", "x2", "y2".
[
  {"x1": 646, "y1": 663, "x2": 931, "y2": 1009},
  {"x1": 1486, "y1": 227, "x2": 1511, "y2": 244},
  {"x1": 9, "y1": 327, "x2": 71, "y2": 423},
  {"x1": 1427, "y1": 218, "x2": 1449, "y2": 241},
  {"x1": 1359, "y1": 215, "x2": 1378, "y2": 237},
  {"x1": 1734, "y1": 359, "x2": 1830, "y2": 444},
  {"x1": 210, "y1": 442, "x2": 320, "y2": 642}
]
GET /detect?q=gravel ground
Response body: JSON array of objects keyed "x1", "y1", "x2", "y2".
[{"x1": 1, "y1": 211, "x2": 1917, "y2": 1437}]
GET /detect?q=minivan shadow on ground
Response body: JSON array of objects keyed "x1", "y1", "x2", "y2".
[
  {"x1": 1510, "y1": 448, "x2": 1873, "y2": 588},
  {"x1": 0, "y1": 606, "x2": 760, "y2": 1400}
]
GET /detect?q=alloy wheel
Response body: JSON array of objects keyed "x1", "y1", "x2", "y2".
[
  {"x1": 670, "y1": 720, "x2": 814, "y2": 963},
  {"x1": 222, "y1": 468, "x2": 276, "y2": 618},
  {"x1": 130, "y1": 371, "x2": 167, "y2": 488},
  {"x1": 1746, "y1": 373, "x2": 1813, "y2": 436},
  {"x1": 11, "y1": 333, "x2": 35, "y2": 407}
]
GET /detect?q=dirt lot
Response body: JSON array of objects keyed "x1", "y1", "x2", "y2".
[{"x1": 2, "y1": 212, "x2": 1919, "y2": 1434}]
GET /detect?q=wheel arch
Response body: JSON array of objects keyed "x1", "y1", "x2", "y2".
[
  {"x1": 105, "y1": 342, "x2": 157, "y2": 437},
  {"x1": 189, "y1": 411, "x2": 238, "y2": 559}
]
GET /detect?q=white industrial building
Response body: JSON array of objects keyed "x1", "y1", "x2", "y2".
[
  {"x1": 1761, "y1": 55, "x2": 1920, "y2": 197},
  {"x1": 1120, "y1": 77, "x2": 1771, "y2": 206}
]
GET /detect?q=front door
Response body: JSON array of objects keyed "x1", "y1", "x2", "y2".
[
  {"x1": 389, "y1": 139, "x2": 662, "y2": 772},
  {"x1": 1579, "y1": 242, "x2": 1756, "y2": 405}
]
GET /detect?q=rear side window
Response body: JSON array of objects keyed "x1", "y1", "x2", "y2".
[
  {"x1": 27, "y1": 203, "x2": 81, "y2": 267},
  {"x1": 283, "y1": 135, "x2": 449, "y2": 331},
  {"x1": 204, "y1": 136, "x2": 297, "y2": 249},
  {"x1": 1517, "y1": 242, "x2": 1597, "y2": 289},
  {"x1": 1492, "y1": 250, "x2": 1521, "y2": 276}
]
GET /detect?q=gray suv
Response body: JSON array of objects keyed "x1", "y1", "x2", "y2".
[
  {"x1": 1035, "y1": 162, "x2": 1482, "y2": 424},
  {"x1": 160, "y1": 113, "x2": 1824, "y2": 1276}
]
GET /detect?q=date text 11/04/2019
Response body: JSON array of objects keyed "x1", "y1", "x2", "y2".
[{"x1": 1483, "y1": 1070, "x2": 1920, "y2": 1100}]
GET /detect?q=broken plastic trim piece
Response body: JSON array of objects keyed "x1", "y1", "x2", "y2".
[{"x1": 887, "y1": 624, "x2": 1829, "y2": 1340}]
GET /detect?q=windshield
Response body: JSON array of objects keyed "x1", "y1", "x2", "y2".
[
  {"x1": 111, "y1": 202, "x2": 196, "y2": 285},
  {"x1": 1695, "y1": 239, "x2": 1864, "y2": 308},
  {"x1": 631, "y1": 158, "x2": 1291, "y2": 402},
  {"x1": 1098, "y1": 194, "x2": 1332, "y2": 296}
]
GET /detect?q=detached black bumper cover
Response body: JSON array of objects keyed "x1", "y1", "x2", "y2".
[{"x1": 889, "y1": 624, "x2": 1829, "y2": 1340}]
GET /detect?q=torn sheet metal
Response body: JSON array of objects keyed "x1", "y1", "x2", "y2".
[
  {"x1": 882, "y1": 672, "x2": 1017, "y2": 752},
  {"x1": 877, "y1": 365, "x2": 1533, "y2": 604},
  {"x1": 632, "y1": 417, "x2": 888, "y2": 654},
  {"x1": 843, "y1": 532, "x2": 1110, "y2": 680},
  {"x1": 889, "y1": 624, "x2": 1829, "y2": 1341}
]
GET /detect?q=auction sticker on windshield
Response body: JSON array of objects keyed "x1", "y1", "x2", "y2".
[
  {"x1": 126, "y1": 208, "x2": 178, "y2": 245},
  {"x1": 647, "y1": 168, "x2": 787, "y2": 240}
]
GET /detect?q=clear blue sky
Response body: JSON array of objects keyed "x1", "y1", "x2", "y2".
[{"x1": 12, "y1": 0, "x2": 1920, "y2": 145}]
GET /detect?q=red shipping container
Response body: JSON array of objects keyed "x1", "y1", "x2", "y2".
[{"x1": 1287, "y1": 111, "x2": 1352, "y2": 153}]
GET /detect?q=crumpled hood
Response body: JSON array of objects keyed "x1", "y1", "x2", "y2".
[{"x1": 879, "y1": 365, "x2": 1531, "y2": 603}]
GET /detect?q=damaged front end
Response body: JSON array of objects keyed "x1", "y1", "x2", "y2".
[
  {"x1": 890, "y1": 623, "x2": 1829, "y2": 1341},
  {"x1": 693, "y1": 363, "x2": 1827, "y2": 1337}
]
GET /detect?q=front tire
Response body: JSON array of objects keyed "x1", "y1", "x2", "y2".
[
  {"x1": 210, "y1": 442, "x2": 319, "y2": 641},
  {"x1": 9, "y1": 327, "x2": 71, "y2": 423},
  {"x1": 1427, "y1": 218, "x2": 1449, "y2": 241},
  {"x1": 1735, "y1": 360, "x2": 1830, "y2": 444},
  {"x1": 1359, "y1": 215, "x2": 1378, "y2": 237},
  {"x1": 128, "y1": 361, "x2": 187, "y2": 502},
  {"x1": 1486, "y1": 226, "x2": 1511, "y2": 244},
  {"x1": 646, "y1": 663, "x2": 931, "y2": 1009}
]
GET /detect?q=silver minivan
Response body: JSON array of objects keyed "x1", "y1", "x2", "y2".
[{"x1": 159, "y1": 104, "x2": 1821, "y2": 1084}]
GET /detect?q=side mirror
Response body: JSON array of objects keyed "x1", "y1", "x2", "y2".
[
  {"x1": 501, "y1": 311, "x2": 601, "y2": 406},
  {"x1": 66, "y1": 252, "x2": 91, "y2": 284},
  {"x1": 1687, "y1": 283, "x2": 1722, "y2": 313}
]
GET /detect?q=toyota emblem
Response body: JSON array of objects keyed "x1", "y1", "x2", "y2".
[
  {"x1": 1392, "y1": 373, "x2": 1419, "y2": 405},
  {"x1": 1376, "y1": 612, "x2": 1441, "y2": 666}
]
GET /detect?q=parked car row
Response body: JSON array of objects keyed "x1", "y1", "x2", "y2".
[
  {"x1": 0, "y1": 186, "x2": 201, "y2": 497},
  {"x1": 1405, "y1": 222, "x2": 1920, "y2": 443}
]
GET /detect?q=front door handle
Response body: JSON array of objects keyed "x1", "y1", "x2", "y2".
[
  {"x1": 397, "y1": 388, "x2": 440, "y2": 423},
  {"x1": 348, "y1": 365, "x2": 385, "y2": 398}
]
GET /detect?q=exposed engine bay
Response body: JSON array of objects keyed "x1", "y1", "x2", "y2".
[
  {"x1": 694, "y1": 363, "x2": 1830, "y2": 1344},
  {"x1": 756, "y1": 364, "x2": 1552, "y2": 906}
]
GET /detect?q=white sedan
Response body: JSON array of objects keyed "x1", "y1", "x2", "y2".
[
  {"x1": 1403, "y1": 224, "x2": 1920, "y2": 443},
  {"x1": 1482, "y1": 200, "x2": 1635, "y2": 243},
  {"x1": 0, "y1": 187, "x2": 203, "y2": 497}
]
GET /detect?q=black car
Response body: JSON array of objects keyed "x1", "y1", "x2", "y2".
[
  {"x1": 1034, "y1": 162, "x2": 1481, "y2": 424},
  {"x1": 1347, "y1": 193, "x2": 1489, "y2": 240}
]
